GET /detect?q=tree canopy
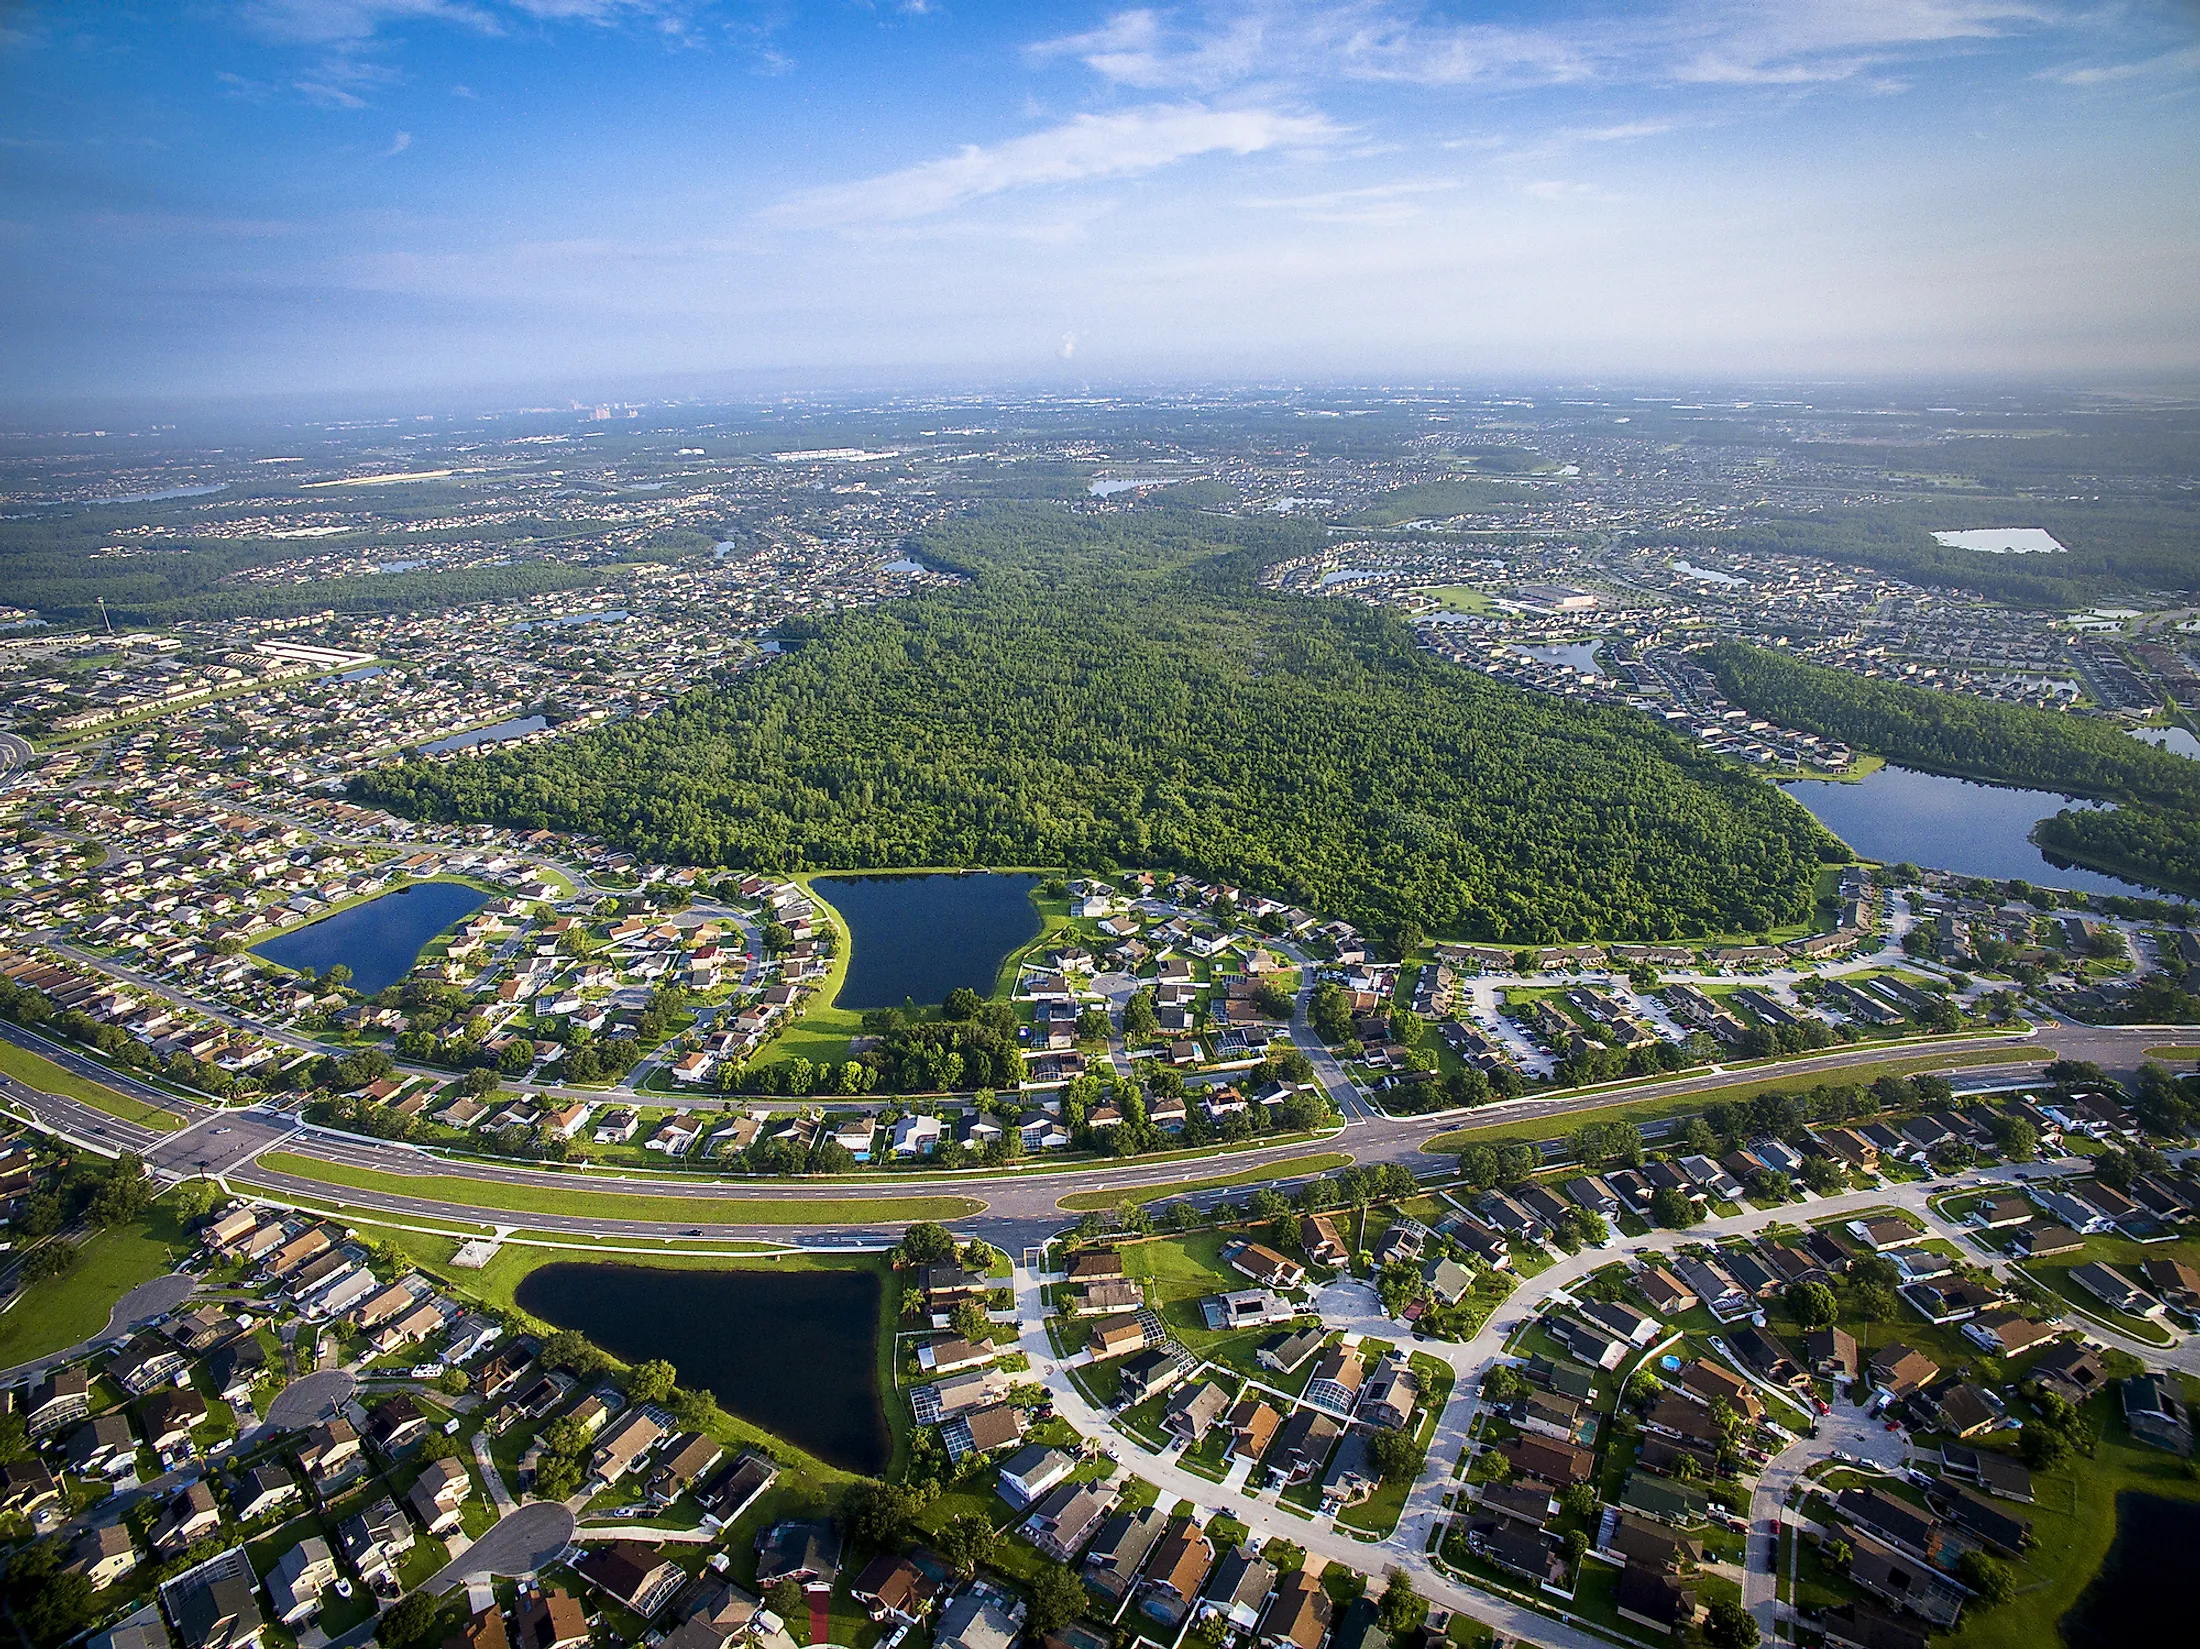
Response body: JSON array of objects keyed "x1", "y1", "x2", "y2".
[{"x1": 356, "y1": 508, "x2": 1832, "y2": 943}]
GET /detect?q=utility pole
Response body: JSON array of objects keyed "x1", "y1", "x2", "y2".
[{"x1": 95, "y1": 596, "x2": 112, "y2": 636}]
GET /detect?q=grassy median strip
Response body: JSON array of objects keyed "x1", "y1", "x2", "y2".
[
  {"x1": 1422, "y1": 1047, "x2": 2046, "y2": 1153},
  {"x1": 254, "y1": 1151, "x2": 984, "y2": 1225},
  {"x1": 1056, "y1": 1150, "x2": 1354, "y2": 1212},
  {"x1": 0, "y1": 1041, "x2": 189, "y2": 1134}
]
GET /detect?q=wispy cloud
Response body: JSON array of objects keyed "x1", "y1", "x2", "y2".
[
  {"x1": 1031, "y1": 1, "x2": 2067, "y2": 92},
  {"x1": 762, "y1": 103, "x2": 1343, "y2": 229},
  {"x1": 384, "y1": 129, "x2": 412, "y2": 154},
  {"x1": 2039, "y1": 43, "x2": 2200, "y2": 86}
]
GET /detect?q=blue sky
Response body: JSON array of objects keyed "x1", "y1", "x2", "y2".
[{"x1": 2, "y1": 1, "x2": 2197, "y2": 404}]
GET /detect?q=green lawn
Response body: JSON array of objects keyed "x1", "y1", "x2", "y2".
[
  {"x1": 1055, "y1": 1151, "x2": 1354, "y2": 1212},
  {"x1": 0, "y1": 1198, "x2": 188, "y2": 1370},
  {"x1": 253, "y1": 1151, "x2": 984, "y2": 1224},
  {"x1": 1422, "y1": 1046, "x2": 2036, "y2": 1153},
  {"x1": 1942, "y1": 1389, "x2": 2200, "y2": 1649},
  {"x1": 0, "y1": 1041, "x2": 189, "y2": 1132}
]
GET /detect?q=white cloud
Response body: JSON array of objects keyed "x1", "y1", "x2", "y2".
[
  {"x1": 385, "y1": 130, "x2": 413, "y2": 154},
  {"x1": 1031, "y1": 0, "x2": 2067, "y2": 93},
  {"x1": 762, "y1": 103, "x2": 1343, "y2": 229},
  {"x1": 2041, "y1": 43, "x2": 2200, "y2": 86}
]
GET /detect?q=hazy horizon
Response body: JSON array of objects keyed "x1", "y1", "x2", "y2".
[{"x1": 4, "y1": 0, "x2": 2198, "y2": 406}]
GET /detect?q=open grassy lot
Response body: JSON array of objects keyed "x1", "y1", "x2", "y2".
[
  {"x1": 0, "y1": 1196, "x2": 189, "y2": 1370},
  {"x1": 0, "y1": 1039, "x2": 189, "y2": 1132},
  {"x1": 254, "y1": 1150, "x2": 984, "y2": 1224},
  {"x1": 1056, "y1": 1151, "x2": 1354, "y2": 1211},
  {"x1": 1422, "y1": 1046, "x2": 2038, "y2": 1153}
]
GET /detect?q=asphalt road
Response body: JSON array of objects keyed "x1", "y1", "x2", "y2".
[{"x1": 1, "y1": 997, "x2": 2182, "y2": 1248}]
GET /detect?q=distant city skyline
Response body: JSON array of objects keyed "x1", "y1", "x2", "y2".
[{"x1": 3, "y1": 0, "x2": 2197, "y2": 405}]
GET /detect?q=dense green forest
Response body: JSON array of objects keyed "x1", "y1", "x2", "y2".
[
  {"x1": 354, "y1": 507, "x2": 1836, "y2": 945},
  {"x1": 1349, "y1": 476, "x2": 1547, "y2": 525},
  {"x1": 1708, "y1": 640, "x2": 2200, "y2": 895}
]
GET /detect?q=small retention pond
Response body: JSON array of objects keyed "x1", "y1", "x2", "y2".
[
  {"x1": 814, "y1": 872, "x2": 1041, "y2": 1010},
  {"x1": 513, "y1": 1261, "x2": 890, "y2": 1474},
  {"x1": 251, "y1": 879, "x2": 489, "y2": 995}
]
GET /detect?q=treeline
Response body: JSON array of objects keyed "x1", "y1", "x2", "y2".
[
  {"x1": 1695, "y1": 495, "x2": 2200, "y2": 608},
  {"x1": 1708, "y1": 639, "x2": 2200, "y2": 895},
  {"x1": 356, "y1": 507, "x2": 1835, "y2": 944}
]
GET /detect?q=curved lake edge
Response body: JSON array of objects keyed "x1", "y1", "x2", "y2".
[
  {"x1": 503, "y1": 1250, "x2": 904, "y2": 1479},
  {"x1": 807, "y1": 869, "x2": 1047, "y2": 1012},
  {"x1": 1776, "y1": 762, "x2": 2174, "y2": 898},
  {"x1": 250, "y1": 878, "x2": 494, "y2": 996},
  {"x1": 2059, "y1": 1489, "x2": 2200, "y2": 1649}
]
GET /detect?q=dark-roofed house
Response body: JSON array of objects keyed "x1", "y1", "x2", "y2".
[
  {"x1": 577, "y1": 1542, "x2": 685, "y2": 1619},
  {"x1": 1941, "y1": 1486, "x2": 2031, "y2": 1556},
  {"x1": 1082, "y1": 1505, "x2": 1166, "y2": 1605},
  {"x1": 1257, "y1": 1329, "x2": 1325, "y2": 1376},
  {"x1": 1803, "y1": 1327, "x2": 1859, "y2": 1381},
  {"x1": 1603, "y1": 1511, "x2": 1702, "y2": 1573},
  {"x1": 2028, "y1": 1344, "x2": 2108, "y2": 1406},
  {"x1": 754, "y1": 1520, "x2": 842, "y2": 1589},
  {"x1": 1163, "y1": 1381, "x2": 1231, "y2": 1446},
  {"x1": 2121, "y1": 1372, "x2": 2193, "y2": 1455},
  {"x1": 1200, "y1": 1547, "x2": 1278, "y2": 1632},
  {"x1": 1835, "y1": 1489, "x2": 1939, "y2": 1562},
  {"x1": 1263, "y1": 1410, "x2": 1341, "y2": 1488},
  {"x1": 697, "y1": 1452, "x2": 777, "y2": 1528},
  {"x1": 1613, "y1": 1566, "x2": 1698, "y2": 1635}
]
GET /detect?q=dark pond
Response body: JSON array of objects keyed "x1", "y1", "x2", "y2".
[
  {"x1": 2060, "y1": 1490, "x2": 2200, "y2": 1649},
  {"x1": 514, "y1": 1261, "x2": 889, "y2": 1474},
  {"x1": 814, "y1": 872, "x2": 1041, "y2": 1010},
  {"x1": 420, "y1": 714, "x2": 550, "y2": 754},
  {"x1": 251, "y1": 879, "x2": 489, "y2": 995},
  {"x1": 1778, "y1": 763, "x2": 2160, "y2": 897}
]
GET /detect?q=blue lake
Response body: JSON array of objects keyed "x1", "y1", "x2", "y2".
[
  {"x1": 1520, "y1": 641, "x2": 1604, "y2": 676},
  {"x1": 421, "y1": 715, "x2": 548, "y2": 754},
  {"x1": 1779, "y1": 763, "x2": 2158, "y2": 896},
  {"x1": 814, "y1": 872, "x2": 1042, "y2": 1010},
  {"x1": 252, "y1": 880, "x2": 490, "y2": 994}
]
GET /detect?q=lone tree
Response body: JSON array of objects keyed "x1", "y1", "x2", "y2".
[
  {"x1": 897, "y1": 1222, "x2": 958, "y2": 1268},
  {"x1": 1704, "y1": 1596, "x2": 1761, "y2": 1649},
  {"x1": 1784, "y1": 1280, "x2": 1838, "y2": 1330}
]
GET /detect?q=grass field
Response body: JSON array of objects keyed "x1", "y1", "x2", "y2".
[
  {"x1": 0, "y1": 1040, "x2": 190, "y2": 1133},
  {"x1": 1055, "y1": 1150, "x2": 1354, "y2": 1211},
  {"x1": 1422, "y1": 586, "x2": 1496, "y2": 614},
  {"x1": 254, "y1": 1151, "x2": 985, "y2": 1225},
  {"x1": 1421, "y1": 1047, "x2": 2042, "y2": 1153},
  {"x1": 1940, "y1": 1391, "x2": 2200, "y2": 1649},
  {"x1": 0, "y1": 1198, "x2": 188, "y2": 1371},
  {"x1": 2142, "y1": 1046, "x2": 2200, "y2": 1062}
]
